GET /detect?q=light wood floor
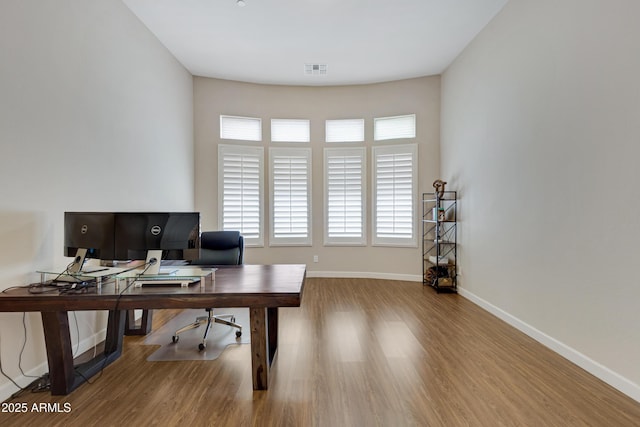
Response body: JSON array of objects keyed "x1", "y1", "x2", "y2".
[{"x1": 2, "y1": 278, "x2": 640, "y2": 426}]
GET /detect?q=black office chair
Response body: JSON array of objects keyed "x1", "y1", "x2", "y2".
[{"x1": 171, "y1": 231, "x2": 243, "y2": 351}]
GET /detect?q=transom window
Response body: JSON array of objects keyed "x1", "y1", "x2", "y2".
[
  {"x1": 271, "y1": 119, "x2": 310, "y2": 143},
  {"x1": 325, "y1": 119, "x2": 365, "y2": 143},
  {"x1": 220, "y1": 115, "x2": 262, "y2": 141},
  {"x1": 374, "y1": 114, "x2": 416, "y2": 141}
]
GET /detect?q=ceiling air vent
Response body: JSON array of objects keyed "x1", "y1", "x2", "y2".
[{"x1": 304, "y1": 64, "x2": 328, "y2": 76}]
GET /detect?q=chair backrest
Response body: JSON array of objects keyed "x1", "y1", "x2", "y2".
[{"x1": 191, "y1": 231, "x2": 244, "y2": 265}]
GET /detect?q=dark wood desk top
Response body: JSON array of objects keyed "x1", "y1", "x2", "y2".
[{"x1": 0, "y1": 264, "x2": 306, "y2": 312}]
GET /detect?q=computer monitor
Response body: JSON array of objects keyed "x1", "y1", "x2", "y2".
[
  {"x1": 114, "y1": 212, "x2": 200, "y2": 274},
  {"x1": 64, "y1": 212, "x2": 116, "y2": 273}
]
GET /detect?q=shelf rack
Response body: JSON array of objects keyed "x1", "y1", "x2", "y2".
[{"x1": 422, "y1": 190, "x2": 457, "y2": 292}]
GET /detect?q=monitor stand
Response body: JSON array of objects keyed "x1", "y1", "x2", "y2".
[
  {"x1": 68, "y1": 248, "x2": 88, "y2": 273},
  {"x1": 67, "y1": 248, "x2": 109, "y2": 274},
  {"x1": 144, "y1": 250, "x2": 163, "y2": 275}
]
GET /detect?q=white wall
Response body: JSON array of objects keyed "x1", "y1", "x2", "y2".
[
  {"x1": 194, "y1": 76, "x2": 441, "y2": 279},
  {"x1": 0, "y1": 0, "x2": 194, "y2": 399},
  {"x1": 441, "y1": 0, "x2": 640, "y2": 400}
]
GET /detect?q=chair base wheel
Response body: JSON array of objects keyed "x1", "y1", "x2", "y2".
[
  {"x1": 198, "y1": 343, "x2": 206, "y2": 351},
  {"x1": 172, "y1": 335, "x2": 179, "y2": 343},
  {"x1": 236, "y1": 330, "x2": 242, "y2": 338}
]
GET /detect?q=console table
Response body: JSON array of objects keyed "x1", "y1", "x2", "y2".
[{"x1": 0, "y1": 264, "x2": 306, "y2": 395}]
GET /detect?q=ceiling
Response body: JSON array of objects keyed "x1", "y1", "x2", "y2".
[{"x1": 122, "y1": 0, "x2": 508, "y2": 86}]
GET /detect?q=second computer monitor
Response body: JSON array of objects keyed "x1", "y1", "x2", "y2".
[
  {"x1": 64, "y1": 212, "x2": 116, "y2": 272},
  {"x1": 113, "y1": 212, "x2": 200, "y2": 264}
]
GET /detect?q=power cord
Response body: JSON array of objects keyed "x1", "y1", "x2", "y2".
[
  {"x1": 50, "y1": 260, "x2": 86, "y2": 284},
  {"x1": 0, "y1": 329, "x2": 51, "y2": 400},
  {"x1": 0, "y1": 335, "x2": 26, "y2": 391},
  {"x1": 8, "y1": 373, "x2": 51, "y2": 399},
  {"x1": 18, "y1": 313, "x2": 40, "y2": 380},
  {"x1": 21, "y1": 260, "x2": 92, "y2": 295}
]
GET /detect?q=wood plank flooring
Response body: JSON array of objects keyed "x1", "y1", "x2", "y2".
[{"x1": 2, "y1": 277, "x2": 640, "y2": 426}]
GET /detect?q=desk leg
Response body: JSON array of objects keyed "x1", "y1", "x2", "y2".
[
  {"x1": 124, "y1": 309, "x2": 153, "y2": 335},
  {"x1": 250, "y1": 307, "x2": 278, "y2": 390},
  {"x1": 267, "y1": 307, "x2": 278, "y2": 365},
  {"x1": 41, "y1": 311, "x2": 76, "y2": 395},
  {"x1": 41, "y1": 310, "x2": 126, "y2": 395}
]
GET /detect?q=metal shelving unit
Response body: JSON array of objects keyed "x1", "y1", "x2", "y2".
[{"x1": 422, "y1": 190, "x2": 457, "y2": 292}]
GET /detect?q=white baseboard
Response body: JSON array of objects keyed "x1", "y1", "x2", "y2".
[
  {"x1": 457, "y1": 286, "x2": 640, "y2": 403},
  {"x1": 306, "y1": 270, "x2": 422, "y2": 282}
]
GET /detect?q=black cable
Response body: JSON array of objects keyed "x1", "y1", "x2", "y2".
[
  {"x1": 22, "y1": 261, "x2": 88, "y2": 295},
  {"x1": 2, "y1": 285, "x2": 32, "y2": 293},
  {"x1": 0, "y1": 332, "x2": 50, "y2": 399},
  {"x1": 50, "y1": 260, "x2": 86, "y2": 284},
  {"x1": 0, "y1": 339, "x2": 25, "y2": 391},
  {"x1": 2, "y1": 282, "x2": 58, "y2": 294},
  {"x1": 72, "y1": 311, "x2": 80, "y2": 357},
  {"x1": 27, "y1": 285, "x2": 60, "y2": 294},
  {"x1": 0, "y1": 281, "x2": 58, "y2": 397},
  {"x1": 57, "y1": 281, "x2": 97, "y2": 295},
  {"x1": 18, "y1": 313, "x2": 39, "y2": 380},
  {"x1": 0, "y1": 313, "x2": 52, "y2": 401}
]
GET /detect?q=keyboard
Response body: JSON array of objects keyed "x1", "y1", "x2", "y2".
[{"x1": 133, "y1": 275, "x2": 201, "y2": 288}]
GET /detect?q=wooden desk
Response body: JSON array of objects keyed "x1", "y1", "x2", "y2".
[{"x1": 0, "y1": 264, "x2": 306, "y2": 395}]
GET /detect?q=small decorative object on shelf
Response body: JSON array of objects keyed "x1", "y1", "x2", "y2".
[
  {"x1": 422, "y1": 182, "x2": 457, "y2": 293},
  {"x1": 432, "y1": 179, "x2": 447, "y2": 198}
]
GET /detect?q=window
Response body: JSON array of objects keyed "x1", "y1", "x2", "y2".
[
  {"x1": 271, "y1": 119, "x2": 310, "y2": 142},
  {"x1": 218, "y1": 144, "x2": 264, "y2": 246},
  {"x1": 374, "y1": 114, "x2": 416, "y2": 141},
  {"x1": 324, "y1": 147, "x2": 366, "y2": 245},
  {"x1": 269, "y1": 148, "x2": 312, "y2": 246},
  {"x1": 372, "y1": 144, "x2": 417, "y2": 247},
  {"x1": 220, "y1": 115, "x2": 262, "y2": 141},
  {"x1": 325, "y1": 119, "x2": 365, "y2": 143}
]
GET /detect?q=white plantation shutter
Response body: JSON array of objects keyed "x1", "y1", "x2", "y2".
[
  {"x1": 218, "y1": 144, "x2": 264, "y2": 246},
  {"x1": 220, "y1": 115, "x2": 262, "y2": 141},
  {"x1": 324, "y1": 147, "x2": 366, "y2": 245},
  {"x1": 374, "y1": 114, "x2": 416, "y2": 141},
  {"x1": 271, "y1": 119, "x2": 310, "y2": 142},
  {"x1": 269, "y1": 148, "x2": 312, "y2": 245},
  {"x1": 325, "y1": 119, "x2": 365, "y2": 142},
  {"x1": 372, "y1": 144, "x2": 417, "y2": 246}
]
